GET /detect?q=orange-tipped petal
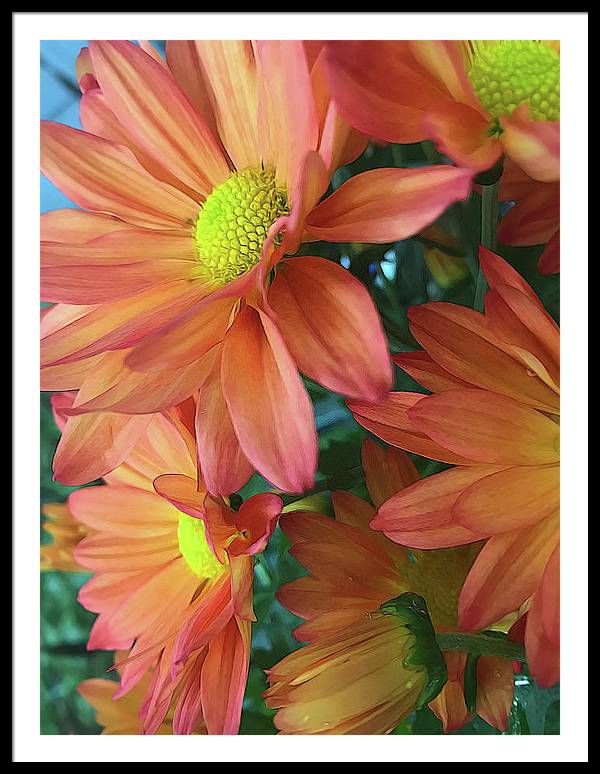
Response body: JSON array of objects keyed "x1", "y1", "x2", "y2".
[
  {"x1": 525, "y1": 544, "x2": 560, "y2": 687},
  {"x1": 192, "y1": 41, "x2": 260, "y2": 170},
  {"x1": 165, "y1": 41, "x2": 219, "y2": 137},
  {"x1": 407, "y1": 302, "x2": 560, "y2": 412},
  {"x1": 408, "y1": 389, "x2": 560, "y2": 465},
  {"x1": 409, "y1": 41, "x2": 480, "y2": 108},
  {"x1": 497, "y1": 185, "x2": 559, "y2": 248},
  {"x1": 324, "y1": 41, "x2": 451, "y2": 144},
  {"x1": 372, "y1": 464, "x2": 497, "y2": 548},
  {"x1": 41, "y1": 282, "x2": 206, "y2": 368},
  {"x1": 255, "y1": 40, "x2": 319, "y2": 192},
  {"x1": 428, "y1": 652, "x2": 471, "y2": 733},
  {"x1": 501, "y1": 105, "x2": 559, "y2": 183},
  {"x1": 348, "y1": 392, "x2": 474, "y2": 465},
  {"x1": 392, "y1": 351, "x2": 472, "y2": 393},
  {"x1": 69, "y1": 485, "x2": 176, "y2": 537},
  {"x1": 305, "y1": 166, "x2": 473, "y2": 243},
  {"x1": 269, "y1": 256, "x2": 391, "y2": 402},
  {"x1": 41, "y1": 231, "x2": 196, "y2": 304},
  {"x1": 41, "y1": 121, "x2": 198, "y2": 230},
  {"x1": 422, "y1": 100, "x2": 502, "y2": 171},
  {"x1": 125, "y1": 296, "x2": 234, "y2": 373},
  {"x1": 194, "y1": 349, "x2": 254, "y2": 497},
  {"x1": 475, "y1": 655, "x2": 514, "y2": 732},
  {"x1": 201, "y1": 616, "x2": 250, "y2": 735},
  {"x1": 52, "y1": 408, "x2": 152, "y2": 487},
  {"x1": 459, "y1": 511, "x2": 559, "y2": 631},
  {"x1": 361, "y1": 438, "x2": 419, "y2": 508},
  {"x1": 454, "y1": 464, "x2": 559, "y2": 534},
  {"x1": 40, "y1": 209, "x2": 131, "y2": 243},
  {"x1": 90, "y1": 40, "x2": 229, "y2": 197},
  {"x1": 221, "y1": 305, "x2": 317, "y2": 493}
]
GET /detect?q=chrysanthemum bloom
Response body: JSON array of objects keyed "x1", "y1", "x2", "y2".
[
  {"x1": 79, "y1": 658, "x2": 207, "y2": 735},
  {"x1": 40, "y1": 40, "x2": 474, "y2": 494},
  {"x1": 69, "y1": 405, "x2": 282, "y2": 734},
  {"x1": 325, "y1": 40, "x2": 559, "y2": 181},
  {"x1": 266, "y1": 440, "x2": 515, "y2": 733},
  {"x1": 498, "y1": 159, "x2": 560, "y2": 274},
  {"x1": 265, "y1": 592, "x2": 448, "y2": 735},
  {"x1": 41, "y1": 501, "x2": 88, "y2": 571},
  {"x1": 349, "y1": 249, "x2": 559, "y2": 687}
]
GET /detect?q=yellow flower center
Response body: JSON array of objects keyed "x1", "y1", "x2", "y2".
[
  {"x1": 468, "y1": 41, "x2": 560, "y2": 126},
  {"x1": 177, "y1": 513, "x2": 225, "y2": 579},
  {"x1": 194, "y1": 167, "x2": 289, "y2": 285}
]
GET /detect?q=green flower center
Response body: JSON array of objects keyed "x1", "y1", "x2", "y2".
[
  {"x1": 177, "y1": 513, "x2": 224, "y2": 579},
  {"x1": 194, "y1": 167, "x2": 289, "y2": 285},
  {"x1": 469, "y1": 41, "x2": 560, "y2": 126}
]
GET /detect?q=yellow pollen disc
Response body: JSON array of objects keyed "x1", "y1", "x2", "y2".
[
  {"x1": 468, "y1": 41, "x2": 560, "y2": 125},
  {"x1": 194, "y1": 167, "x2": 289, "y2": 285},
  {"x1": 177, "y1": 513, "x2": 225, "y2": 579}
]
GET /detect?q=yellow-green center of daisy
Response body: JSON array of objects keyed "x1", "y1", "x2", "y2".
[
  {"x1": 177, "y1": 513, "x2": 224, "y2": 579},
  {"x1": 469, "y1": 41, "x2": 560, "y2": 125},
  {"x1": 194, "y1": 167, "x2": 289, "y2": 284}
]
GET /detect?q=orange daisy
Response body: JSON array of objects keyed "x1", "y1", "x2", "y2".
[
  {"x1": 349, "y1": 249, "x2": 559, "y2": 687},
  {"x1": 41, "y1": 40, "x2": 473, "y2": 494},
  {"x1": 265, "y1": 439, "x2": 515, "y2": 734},
  {"x1": 65, "y1": 400, "x2": 282, "y2": 734}
]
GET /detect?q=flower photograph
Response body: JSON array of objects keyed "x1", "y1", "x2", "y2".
[{"x1": 12, "y1": 10, "x2": 588, "y2": 764}]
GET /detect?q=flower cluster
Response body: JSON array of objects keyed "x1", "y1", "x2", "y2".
[{"x1": 40, "y1": 39, "x2": 560, "y2": 735}]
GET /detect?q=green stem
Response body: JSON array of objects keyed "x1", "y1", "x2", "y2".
[
  {"x1": 436, "y1": 632, "x2": 526, "y2": 662},
  {"x1": 474, "y1": 178, "x2": 500, "y2": 311}
]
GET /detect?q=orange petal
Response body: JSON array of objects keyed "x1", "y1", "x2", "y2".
[
  {"x1": 67, "y1": 353, "x2": 208, "y2": 416},
  {"x1": 269, "y1": 256, "x2": 392, "y2": 401},
  {"x1": 41, "y1": 230, "x2": 196, "y2": 304},
  {"x1": 153, "y1": 473, "x2": 204, "y2": 519},
  {"x1": 125, "y1": 296, "x2": 234, "y2": 372},
  {"x1": 324, "y1": 41, "x2": 451, "y2": 144},
  {"x1": 458, "y1": 511, "x2": 559, "y2": 631},
  {"x1": 476, "y1": 655, "x2": 514, "y2": 732},
  {"x1": 230, "y1": 555, "x2": 255, "y2": 621},
  {"x1": 454, "y1": 464, "x2": 559, "y2": 534},
  {"x1": 193, "y1": 41, "x2": 260, "y2": 170},
  {"x1": 52, "y1": 409, "x2": 152, "y2": 487},
  {"x1": 422, "y1": 100, "x2": 502, "y2": 171},
  {"x1": 348, "y1": 392, "x2": 474, "y2": 465},
  {"x1": 105, "y1": 410, "x2": 197, "y2": 490},
  {"x1": 201, "y1": 616, "x2": 251, "y2": 735},
  {"x1": 409, "y1": 41, "x2": 480, "y2": 108},
  {"x1": 525, "y1": 544, "x2": 560, "y2": 687},
  {"x1": 501, "y1": 105, "x2": 559, "y2": 183},
  {"x1": 90, "y1": 40, "x2": 229, "y2": 196},
  {"x1": 221, "y1": 305, "x2": 317, "y2": 493},
  {"x1": 165, "y1": 41, "x2": 219, "y2": 137},
  {"x1": 392, "y1": 350, "x2": 472, "y2": 393},
  {"x1": 41, "y1": 121, "x2": 198, "y2": 229},
  {"x1": 41, "y1": 282, "x2": 206, "y2": 367},
  {"x1": 497, "y1": 185, "x2": 559, "y2": 247},
  {"x1": 407, "y1": 302, "x2": 560, "y2": 412},
  {"x1": 428, "y1": 652, "x2": 470, "y2": 733},
  {"x1": 361, "y1": 438, "x2": 419, "y2": 508},
  {"x1": 255, "y1": 40, "x2": 319, "y2": 192},
  {"x1": 194, "y1": 348, "x2": 254, "y2": 497},
  {"x1": 40, "y1": 208, "x2": 131, "y2": 243},
  {"x1": 408, "y1": 390, "x2": 560, "y2": 465},
  {"x1": 305, "y1": 166, "x2": 473, "y2": 243},
  {"x1": 69, "y1": 485, "x2": 177, "y2": 536},
  {"x1": 372, "y1": 464, "x2": 497, "y2": 548}
]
